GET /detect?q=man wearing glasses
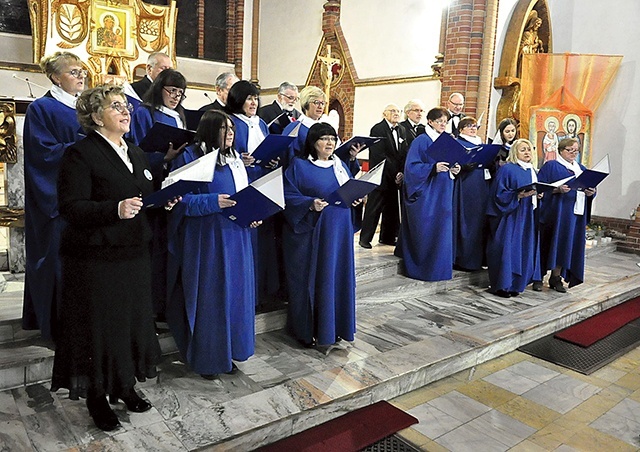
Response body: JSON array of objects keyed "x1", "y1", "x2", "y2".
[
  {"x1": 401, "y1": 99, "x2": 426, "y2": 147},
  {"x1": 258, "y1": 81, "x2": 301, "y2": 134},
  {"x1": 445, "y1": 92, "x2": 466, "y2": 137},
  {"x1": 359, "y1": 104, "x2": 408, "y2": 249}
]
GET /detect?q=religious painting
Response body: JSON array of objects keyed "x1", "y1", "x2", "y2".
[
  {"x1": 90, "y1": 3, "x2": 135, "y2": 58},
  {"x1": 529, "y1": 110, "x2": 591, "y2": 169}
]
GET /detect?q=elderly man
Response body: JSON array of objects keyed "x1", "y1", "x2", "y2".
[
  {"x1": 445, "y1": 92, "x2": 466, "y2": 137},
  {"x1": 258, "y1": 81, "x2": 301, "y2": 134},
  {"x1": 359, "y1": 104, "x2": 408, "y2": 249},
  {"x1": 129, "y1": 52, "x2": 172, "y2": 100},
  {"x1": 401, "y1": 99, "x2": 426, "y2": 147},
  {"x1": 199, "y1": 71, "x2": 239, "y2": 111}
]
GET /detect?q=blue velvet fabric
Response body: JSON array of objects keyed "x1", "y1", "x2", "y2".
[
  {"x1": 486, "y1": 163, "x2": 541, "y2": 293},
  {"x1": 166, "y1": 145, "x2": 255, "y2": 374},
  {"x1": 282, "y1": 157, "x2": 357, "y2": 346}
]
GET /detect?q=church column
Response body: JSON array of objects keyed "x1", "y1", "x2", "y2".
[
  {"x1": 440, "y1": 0, "x2": 499, "y2": 137},
  {"x1": 250, "y1": 0, "x2": 260, "y2": 84}
]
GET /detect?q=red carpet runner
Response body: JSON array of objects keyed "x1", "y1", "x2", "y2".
[
  {"x1": 555, "y1": 296, "x2": 640, "y2": 347},
  {"x1": 255, "y1": 400, "x2": 418, "y2": 452}
]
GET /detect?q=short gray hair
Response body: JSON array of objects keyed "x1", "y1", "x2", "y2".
[
  {"x1": 278, "y1": 81, "x2": 298, "y2": 94},
  {"x1": 215, "y1": 72, "x2": 238, "y2": 90},
  {"x1": 39, "y1": 52, "x2": 82, "y2": 81},
  {"x1": 147, "y1": 52, "x2": 170, "y2": 68},
  {"x1": 404, "y1": 99, "x2": 425, "y2": 114},
  {"x1": 76, "y1": 84, "x2": 125, "y2": 132}
]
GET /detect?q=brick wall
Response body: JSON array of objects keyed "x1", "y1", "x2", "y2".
[{"x1": 593, "y1": 205, "x2": 640, "y2": 255}]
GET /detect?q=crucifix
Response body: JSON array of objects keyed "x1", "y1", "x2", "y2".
[{"x1": 317, "y1": 44, "x2": 341, "y2": 114}]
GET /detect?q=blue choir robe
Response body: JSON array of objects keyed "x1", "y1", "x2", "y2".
[
  {"x1": 23, "y1": 94, "x2": 82, "y2": 340},
  {"x1": 453, "y1": 138, "x2": 491, "y2": 270},
  {"x1": 486, "y1": 163, "x2": 541, "y2": 293},
  {"x1": 537, "y1": 160, "x2": 593, "y2": 287},
  {"x1": 283, "y1": 157, "x2": 357, "y2": 346},
  {"x1": 166, "y1": 145, "x2": 255, "y2": 374},
  {"x1": 396, "y1": 134, "x2": 454, "y2": 281}
]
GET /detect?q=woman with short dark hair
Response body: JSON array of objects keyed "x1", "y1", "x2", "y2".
[
  {"x1": 51, "y1": 84, "x2": 172, "y2": 431},
  {"x1": 282, "y1": 122, "x2": 361, "y2": 348}
]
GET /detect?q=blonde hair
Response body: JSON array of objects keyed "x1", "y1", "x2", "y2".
[
  {"x1": 299, "y1": 86, "x2": 325, "y2": 112},
  {"x1": 507, "y1": 138, "x2": 534, "y2": 163},
  {"x1": 39, "y1": 52, "x2": 82, "y2": 82},
  {"x1": 76, "y1": 84, "x2": 125, "y2": 132}
]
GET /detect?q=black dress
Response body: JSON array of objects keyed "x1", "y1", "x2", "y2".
[{"x1": 51, "y1": 132, "x2": 160, "y2": 399}]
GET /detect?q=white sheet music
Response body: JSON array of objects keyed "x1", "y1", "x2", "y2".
[
  {"x1": 251, "y1": 167, "x2": 285, "y2": 208},
  {"x1": 358, "y1": 160, "x2": 385, "y2": 185},
  {"x1": 591, "y1": 154, "x2": 610, "y2": 173},
  {"x1": 161, "y1": 150, "x2": 217, "y2": 189}
]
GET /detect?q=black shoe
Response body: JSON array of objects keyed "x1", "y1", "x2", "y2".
[
  {"x1": 225, "y1": 363, "x2": 239, "y2": 375},
  {"x1": 378, "y1": 240, "x2": 397, "y2": 246},
  {"x1": 359, "y1": 240, "x2": 372, "y2": 249},
  {"x1": 549, "y1": 275, "x2": 567, "y2": 293},
  {"x1": 509, "y1": 291, "x2": 520, "y2": 297},
  {"x1": 532, "y1": 281, "x2": 543, "y2": 292},
  {"x1": 201, "y1": 374, "x2": 218, "y2": 380},
  {"x1": 87, "y1": 395, "x2": 121, "y2": 431},
  {"x1": 109, "y1": 389, "x2": 152, "y2": 413},
  {"x1": 494, "y1": 289, "x2": 512, "y2": 298}
]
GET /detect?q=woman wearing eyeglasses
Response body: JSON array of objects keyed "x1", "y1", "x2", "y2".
[
  {"x1": 129, "y1": 68, "x2": 189, "y2": 321},
  {"x1": 282, "y1": 123, "x2": 361, "y2": 349},
  {"x1": 395, "y1": 107, "x2": 460, "y2": 281},
  {"x1": 453, "y1": 116, "x2": 492, "y2": 271},
  {"x1": 52, "y1": 84, "x2": 176, "y2": 431},
  {"x1": 23, "y1": 51, "x2": 86, "y2": 342},
  {"x1": 537, "y1": 138, "x2": 596, "y2": 292},
  {"x1": 167, "y1": 110, "x2": 259, "y2": 379}
]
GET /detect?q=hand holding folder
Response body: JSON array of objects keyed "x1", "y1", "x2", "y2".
[
  {"x1": 333, "y1": 136, "x2": 384, "y2": 162},
  {"x1": 517, "y1": 176, "x2": 573, "y2": 194},
  {"x1": 326, "y1": 161, "x2": 386, "y2": 208},
  {"x1": 566, "y1": 154, "x2": 610, "y2": 191},
  {"x1": 143, "y1": 151, "x2": 217, "y2": 207},
  {"x1": 223, "y1": 167, "x2": 285, "y2": 227}
]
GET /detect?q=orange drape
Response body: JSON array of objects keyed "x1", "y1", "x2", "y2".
[{"x1": 520, "y1": 53, "x2": 623, "y2": 139}]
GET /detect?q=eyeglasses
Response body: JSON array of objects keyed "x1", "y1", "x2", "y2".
[
  {"x1": 431, "y1": 119, "x2": 448, "y2": 125},
  {"x1": 409, "y1": 109, "x2": 425, "y2": 113},
  {"x1": 163, "y1": 87, "x2": 186, "y2": 100},
  {"x1": 318, "y1": 136, "x2": 337, "y2": 143},
  {"x1": 109, "y1": 101, "x2": 134, "y2": 114},
  {"x1": 68, "y1": 69, "x2": 88, "y2": 78},
  {"x1": 449, "y1": 101, "x2": 464, "y2": 107},
  {"x1": 385, "y1": 109, "x2": 401, "y2": 114},
  {"x1": 462, "y1": 124, "x2": 478, "y2": 129},
  {"x1": 562, "y1": 147, "x2": 580, "y2": 154},
  {"x1": 311, "y1": 100, "x2": 326, "y2": 107},
  {"x1": 279, "y1": 93, "x2": 299, "y2": 102}
]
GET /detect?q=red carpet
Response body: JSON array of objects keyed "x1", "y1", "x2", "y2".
[
  {"x1": 555, "y1": 296, "x2": 640, "y2": 347},
  {"x1": 255, "y1": 401, "x2": 418, "y2": 452}
]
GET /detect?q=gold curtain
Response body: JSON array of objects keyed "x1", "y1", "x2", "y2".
[{"x1": 520, "y1": 53, "x2": 623, "y2": 139}]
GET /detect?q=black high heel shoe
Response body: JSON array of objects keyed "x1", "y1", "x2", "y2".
[
  {"x1": 87, "y1": 394, "x2": 121, "y2": 431},
  {"x1": 109, "y1": 389, "x2": 152, "y2": 413}
]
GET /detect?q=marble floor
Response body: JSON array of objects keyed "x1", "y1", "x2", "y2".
[{"x1": 0, "y1": 241, "x2": 639, "y2": 451}]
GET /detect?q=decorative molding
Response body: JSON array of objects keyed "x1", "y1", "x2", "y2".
[{"x1": 0, "y1": 101, "x2": 17, "y2": 163}]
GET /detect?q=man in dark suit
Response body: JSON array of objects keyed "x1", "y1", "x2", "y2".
[
  {"x1": 258, "y1": 81, "x2": 302, "y2": 134},
  {"x1": 129, "y1": 52, "x2": 172, "y2": 100},
  {"x1": 401, "y1": 99, "x2": 426, "y2": 147},
  {"x1": 359, "y1": 104, "x2": 408, "y2": 248},
  {"x1": 198, "y1": 72, "x2": 239, "y2": 111},
  {"x1": 445, "y1": 92, "x2": 466, "y2": 137}
]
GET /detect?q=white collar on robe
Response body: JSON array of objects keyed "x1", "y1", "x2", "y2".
[
  {"x1": 122, "y1": 82, "x2": 141, "y2": 102},
  {"x1": 307, "y1": 155, "x2": 350, "y2": 186},
  {"x1": 298, "y1": 113, "x2": 320, "y2": 129},
  {"x1": 555, "y1": 153, "x2": 586, "y2": 215},
  {"x1": 234, "y1": 113, "x2": 266, "y2": 154},
  {"x1": 425, "y1": 125, "x2": 440, "y2": 142},
  {"x1": 158, "y1": 106, "x2": 184, "y2": 129},
  {"x1": 201, "y1": 143, "x2": 248, "y2": 192},
  {"x1": 50, "y1": 84, "x2": 78, "y2": 109},
  {"x1": 459, "y1": 133, "x2": 482, "y2": 145},
  {"x1": 517, "y1": 159, "x2": 538, "y2": 209}
]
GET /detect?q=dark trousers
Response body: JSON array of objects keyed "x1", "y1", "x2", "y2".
[{"x1": 360, "y1": 185, "x2": 400, "y2": 244}]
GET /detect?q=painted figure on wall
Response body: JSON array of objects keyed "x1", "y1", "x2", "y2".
[
  {"x1": 542, "y1": 116, "x2": 559, "y2": 163},
  {"x1": 96, "y1": 14, "x2": 123, "y2": 49}
]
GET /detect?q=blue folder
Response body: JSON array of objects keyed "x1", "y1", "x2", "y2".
[
  {"x1": 138, "y1": 122, "x2": 196, "y2": 153},
  {"x1": 251, "y1": 135, "x2": 295, "y2": 167},
  {"x1": 427, "y1": 133, "x2": 473, "y2": 165},
  {"x1": 333, "y1": 136, "x2": 384, "y2": 162},
  {"x1": 566, "y1": 169, "x2": 608, "y2": 191},
  {"x1": 223, "y1": 186, "x2": 284, "y2": 227},
  {"x1": 143, "y1": 179, "x2": 208, "y2": 208},
  {"x1": 517, "y1": 181, "x2": 560, "y2": 194},
  {"x1": 467, "y1": 144, "x2": 503, "y2": 167},
  {"x1": 326, "y1": 179, "x2": 378, "y2": 208}
]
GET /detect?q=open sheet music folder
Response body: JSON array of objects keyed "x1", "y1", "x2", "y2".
[
  {"x1": 326, "y1": 160, "x2": 385, "y2": 208},
  {"x1": 566, "y1": 154, "x2": 610, "y2": 190},
  {"x1": 143, "y1": 151, "x2": 216, "y2": 208},
  {"x1": 333, "y1": 136, "x2": 384, "y2": 163},
  {"x1": 223, "y1": 167, "x2": 285, "y2": 227},
  {"x1": 250, "y1": 135, "x2": 296, "y2": 167},
  {"x1": 517, "y1": 176, "x2": 573, "y2": 194}
]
